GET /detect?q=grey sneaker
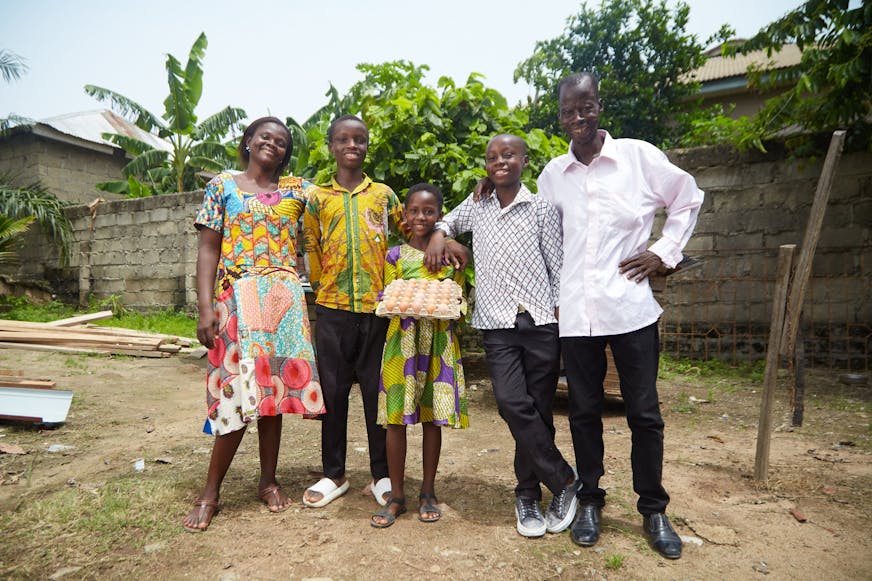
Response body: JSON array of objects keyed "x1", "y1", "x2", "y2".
[
  {"x1": 515, "y1": 496, "x2": 546, "y2": 537},
  {"x1": 545, "y1": 467, "x2": 580, "y2": 533}
]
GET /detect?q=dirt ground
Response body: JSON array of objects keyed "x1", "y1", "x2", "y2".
[{"x1": 1, "y1": 348, "x2": 870, "y2": 580}]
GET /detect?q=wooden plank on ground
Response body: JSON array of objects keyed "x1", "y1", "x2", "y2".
[
  {"x1": 75, "y1": 324, "x2": 193, "y2": 346},
  {"x1": 45, "y1": 310, "x2": 114, "y2": 327},
  {"x1": 0, "y1": 341, "x2": 102, "y2": 355},
  {"x1": 0, "y1": 330, "x2": 164, "y2": 348},
  {"x1": 0, "y1": 342, "x2": 169, "y2": 358},
  {"x1": 0, "y1": 377, "x2": 56, "y2": 389}
]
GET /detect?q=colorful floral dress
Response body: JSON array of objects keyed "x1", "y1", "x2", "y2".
[
  {"x1": 195, "y1": 173, "x2": 325, "y2": 436},
  {"x1": 377, "y1": 244, "x2": 468, "y2": 428}
]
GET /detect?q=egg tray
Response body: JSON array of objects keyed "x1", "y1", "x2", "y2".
[{"x1": 375, "y1": 278, "x2": 464, "y2": 320}]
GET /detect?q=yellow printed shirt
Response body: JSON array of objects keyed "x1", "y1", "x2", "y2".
[{"x1": 303, "y1": 175, "x2": 404, "y2": 313}]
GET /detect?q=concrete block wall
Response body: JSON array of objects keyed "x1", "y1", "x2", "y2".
[
  {"x1": 661, "y1": 145, "x2": 871, "y2": 367},
  {"x1": 63, "y1": 191, "x2": 202, "y2": 310},
  {"x1": 5, "y1": 142, "x2": 870, "y2": 366}
]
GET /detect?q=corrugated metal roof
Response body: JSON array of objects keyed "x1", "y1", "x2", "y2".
[
  {"x1": 686, "y1": 44, "x2": 802, "y2": 83},
  {"x1": 36, "y1": 109, "x2": 173, "y2": 152}
]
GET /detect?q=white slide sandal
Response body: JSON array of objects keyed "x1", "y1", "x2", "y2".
[
  {"x1": 371, "y1": 477, "x2": 392, "y2": 506},
  {"x1": 303, "y1": 477, "x2": 350, "y2": 508}
]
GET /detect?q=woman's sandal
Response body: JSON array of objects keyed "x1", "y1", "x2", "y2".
[
  {"x1": 418, "y1": 492, "x2": 442, "y2": 523},
  {"x1": 259, "y1": 484, "x2": 292, "y2": 513},
  {"x1": 183, "y1": 498, "x2": 221, "y2": 533},
  {"x1": 371, "y1": 497, "x2": 407, "y2": 528}
]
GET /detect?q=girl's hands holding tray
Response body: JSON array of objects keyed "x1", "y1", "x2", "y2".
[{"x1": 376, "y1": 279, "x2": 464, "y2": 320}]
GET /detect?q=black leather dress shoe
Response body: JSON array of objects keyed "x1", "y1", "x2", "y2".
[
  {"x1": 570, "y1": 504, "x2": 601, "y2": 546},
  {"x1": 643, "y1": 513, "x2": 683, "y2": 559}
]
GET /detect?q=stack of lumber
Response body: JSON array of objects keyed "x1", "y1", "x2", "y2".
[{"x1": 0, "y1": 310, "x2": 194, "y2": 358}]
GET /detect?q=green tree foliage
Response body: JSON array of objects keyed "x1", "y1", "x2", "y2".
[
  {"x1": 730, "y1": 0, "x2": 871, "y2": 151},
  {"x1": 291, "y1": 61, "x2": 568, "y2": 209},
  {"x1": 0, "y1": 173, "x2": 74, "y2": 265},
  {"x1": 85, "y1": 33, "x2": 247, "y2": 195},
  {"x1": 514, "y1": 0, "x2": 731, "y2": 148}
]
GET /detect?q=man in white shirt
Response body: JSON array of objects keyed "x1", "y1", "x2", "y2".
[{"x1": 537, "y1": 72, "x2": 704, "y2": 559}]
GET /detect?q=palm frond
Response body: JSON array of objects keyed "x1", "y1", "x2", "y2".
[
  {"x1": 0, "y1": 173, "x2": 73, "y2": 265},
  {"x1": 84, "y1": 85, "x2": 166, "y2": 133},
  {"x1": 0, "y1": 49, "x2": 28, "y2": 82},
  {"x1": 0, "y1": 214, "x2": 36, "y2": 265},
  {"x1": 0, "y1": 113, "x2": 32, "y2": 137}
]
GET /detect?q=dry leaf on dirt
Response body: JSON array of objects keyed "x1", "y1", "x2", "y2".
[{"x1": 0, "y1": 443, "x2": 26, "y2": 455}]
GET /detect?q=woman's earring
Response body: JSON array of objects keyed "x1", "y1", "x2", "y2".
[{"x1": 245, "y1": 146, "x2": 251, "y2": 152}]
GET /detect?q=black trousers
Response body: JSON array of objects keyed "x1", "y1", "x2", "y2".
[
  {"x1": 562, "y1": 321, "x2": 669, "y2": 515},
  {"x1": 315, "y1": 305, "x2": 389, "y2": 481},
  {"x1": 482, "y1": 312, "x2": 574, "y2": 500}
]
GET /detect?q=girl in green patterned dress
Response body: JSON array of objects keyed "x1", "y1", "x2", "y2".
[{"x1": 371, "y1": 183, "x2": 468, "y2": 528}]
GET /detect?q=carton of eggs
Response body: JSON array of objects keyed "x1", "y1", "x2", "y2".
[{"x1": 376, "y1": 278, "x2": 463, "y2": 320}]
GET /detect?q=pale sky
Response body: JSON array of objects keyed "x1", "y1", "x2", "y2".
[{"x1": 2, "y1": 0, "x2": 803, "y2": 125}]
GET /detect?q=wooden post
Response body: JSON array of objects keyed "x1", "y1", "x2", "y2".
[
  {"x1": 754, "y1": 244, "x2": 796, "y2": 482},
  {"x1": 780, "y1": 130, "x2": 846, "y2": 358},
  {"x1": 791, "y1": 321, "x2": 806, "y2": 426}
]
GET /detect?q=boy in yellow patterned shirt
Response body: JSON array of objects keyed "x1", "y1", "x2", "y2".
[{"x1": 301, "y1": 115, "x2": 404, "y2": 508}]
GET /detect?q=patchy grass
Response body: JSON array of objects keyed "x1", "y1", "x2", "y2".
[
  {"x1": 604, "y1": 553, "x2": 626, "y2": 570},
  {"x1": 0, "y1": 475, "x2": 185, "y2": 578},
  {"x1": 93, "y1": 309, "x2": 196, "y2": 339},
  {"x1": 0, "y1": 296, "x2": 196, "y2": 339},
  {"x1": 659, "y1": 354, "x2": 765, "y2": 383},
  {"x1": 0, "y1": 297, "x2": 77, "y2": 322},
  {"x1": 672, "y1": 392, "x2": 697, "y2": 414}
]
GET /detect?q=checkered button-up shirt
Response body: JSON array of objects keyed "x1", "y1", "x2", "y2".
[{"x1": 437, "y1": 185, "x2": 562, "y2": 330}]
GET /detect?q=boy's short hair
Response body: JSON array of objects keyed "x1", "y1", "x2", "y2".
[
  {"x1": 327, "y1": 114, "x2": 367, "y2": 143},
  {"x1": 487, "y1": 133, "x2": 528, "y2": 154},
  {"x1": 405, "y1": 182, "x2": 444, "y2": 207},
  {"x1": 557, "y1": 72, "x2": 600, "y2": 99}
]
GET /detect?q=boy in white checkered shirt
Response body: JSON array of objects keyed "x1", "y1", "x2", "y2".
[{"x1": 425, "y1": 134, "x2": 579, "y2": 538}]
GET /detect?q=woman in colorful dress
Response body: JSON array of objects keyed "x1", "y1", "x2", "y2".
[
  {"x1": 183, "y1": 117, "x2": 325, "y2": 533},
  {"x1": 371, "y1": 183, "x2": 468, "y2": 528}
]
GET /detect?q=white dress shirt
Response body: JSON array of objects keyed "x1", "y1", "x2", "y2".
[
  {"x1": 437, "y1": 185, "x2": 562, "y2": 330},
  {"x1": 537, "y1": 131, "x2": 704, "y2": 337}
]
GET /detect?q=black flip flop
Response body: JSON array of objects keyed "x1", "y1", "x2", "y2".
[
  {"x1": 371, "y1": 497, "x2": 407, "y2": 528},
  {"x1": 418, "y1": 492, "x2": 441, "y2": 523}
]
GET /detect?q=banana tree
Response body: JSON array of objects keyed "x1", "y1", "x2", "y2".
[{"x1": 85, "y1": 33, "x2": 246, "y2": 195}]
